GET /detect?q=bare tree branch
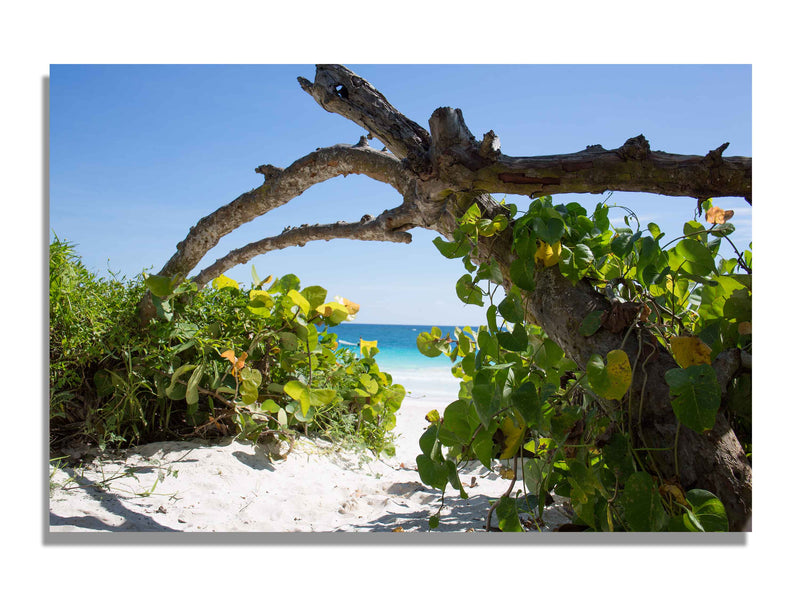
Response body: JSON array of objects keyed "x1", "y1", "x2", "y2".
[
  {"x1": 157, "y1": 142, "x2": 414, "y2": 284},
  {"x1": 193, "y1": 209, "x2": 415, "y2": 288}
]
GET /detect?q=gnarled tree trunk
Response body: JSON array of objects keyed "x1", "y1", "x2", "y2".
[{"x1": 141, "y1": 64, "x2": 752, "y2": 530}]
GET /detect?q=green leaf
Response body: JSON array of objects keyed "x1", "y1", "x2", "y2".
[
  {"x1": 533, "y1": 217, "x2": 565, "y2": 245},
  {"x1": 685, "y1": 489, "x2": 729, "y2": 532},
  {"x1": 497, "y1": 322, "x2": 528, "y2": 351},
  {"x1": 247, "y1": 289, "x2": 274, "y2": 317},
  {"x1": 509, "y1": 257, "x2": 536, "y2": 291},
  {"x1": 417, "y1": 329, "x2": 444, "y2": 358},
  {"x1": 498, "y1": 291, "x2": 525, "y2": 323},
  {"x1": 310, "y1": 388, "x2": 339, "y2": 407},
  {"x1": 185, "y1": 363, "x2": 204, "y2": 405},
  {"x1": 287, "y1": 289, "x2": 311, "y2": 315},
  {"x1": 284, "y1": 380, "x2": 310, "y2": 417},
  {"x1": 675, "y1": 239, "x2": 716, "y2": 276},
  {"x1": 456, "y1": 274, "x2": 484, "y2": 306},
  {"x1": 586, "y1": 350, "x2": 632, "y2": 401},
  {"x1": 665, "y1": 364, "x2": 721, "y2": 433},
  {"x1": 621, "y1": 472, "x2": 669, "y2": 532},
  {"x1": 260, "y1": 399, "x2": 280, "y2": 413},
  {"x1": 510, "y1": 381, "x2": 541, "y2": 428},
  {"x1": 416, "y1": 454, "x2": 449, "y2": 491},
  {"x1": 144, "y1": 274, "x2": 175, "y2": 298},
  {"x1": 579, "y1": 310, "x2": 604, "y2": 336},
  {"x1": 433, "y1": 235, "x2": 471, "y2": 259},
  {"x1": 301, "y1": 285, "x2": 327, "y2": 313},
  {"x1": 166, "y1": 364, "x2": 198, "y2": 400},
  {"x1": 495, "y1": 496, "x2": 524, "y2": 532}
]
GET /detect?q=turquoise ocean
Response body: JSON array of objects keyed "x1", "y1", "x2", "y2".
[{"x1": 329, "y1": 323, "x2": 473, "y2": 406}]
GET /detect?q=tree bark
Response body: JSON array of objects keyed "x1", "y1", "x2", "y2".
[{"x1": 145, "y1": 64, "x2": 752, "y2": 530}]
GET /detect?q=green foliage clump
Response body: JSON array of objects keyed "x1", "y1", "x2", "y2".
[
  {"x1": 417, "y1": 196, "x2": 751, "y2": 532},
  {"x1": 49, "y1": 237, "x2": 404, "y2": 456}
]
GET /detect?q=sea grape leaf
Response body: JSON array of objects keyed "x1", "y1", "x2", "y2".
[
  {"x1": 510, "y1": 381, "x2": 541, "y2": 428},
  {"x1": 579, "y1": 310, "x2": 605, "y2": 337},
  {"x1": 498, "y1": 413, "x2": 526, "y2": 459},
  {"x1": 586, "y1": 350, "x2": 632, "y2": 401},
  {"x1": 621, "y1": 472, "x2": 669, "y2": 532},
  {"x1": 144, "y1": 274, "x2": 175, "y2": 298},
  {"x1": 416, "y1": 454, "x2": 449, "y2": 491},
  {"x1": 498, "y1": 291, "x2": 525, "y2": 323},
  {"x1": 316, "y1": 301, "x2": 350, "y2": 325},
  {"x1": 416, "y1": 330, "x2": 443, "y2": 357},
  {"x1": 705, "y1": 205, "x2": 734, "y2": 225},
  {"x1": 433, "y1": 235, "x2": 471, "y2": 259},
  {"x1": 284, "y1": 380, "x2": 311, "y2": 417},
  {"x1": 300, "y1": 285, "x2": 327, "y2": 313},
  {"x1": 360, "y1": 338, "x2": 379, "y2": 359},
  {"x1": 675, "y1": 239, "x2": 716, "y2": 276},
  {"x1": 495, "y1": 496, "x2": 524, "y2": 532},
  {"x1": 497, "y1": 322, "x2": 528, "y2": 351},
  {"x1": 310, "y1": 388, "x2": 339, "y2": 407},
  {"x1": 509, "y1": 257, "x2": 536, "y2": 291},
  {"x1": 185, "y1": 363, "x2": 204, "y2": 405},
  {"x1": 287, "y1": 289, "x2": 311, "y2": 315},
  {"x1": 670, "y1": 336, "x2": 712, "y2": 368},
  {"x1": 456, "y1": 274, "x2": 484, "y2": 306},
  {"x1": 212, "y1": 274, "x2": 239, "y2": 291},
  {"x1": 685, "y1": 489, "x2": 729, "y2": 532},
  {"x1": 247, "y1": 289, "x2": 274, "y2": 317},
  {"x1": 535, "y1": 240, "x2": 562, "y2": 267},
  {"x1": 665, "y1": 364, "x2": 721, "y2": 433}
]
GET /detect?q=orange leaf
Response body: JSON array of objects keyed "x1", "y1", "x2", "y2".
[{"x1": 705, "y1": 205, "x2": 734, "y2": 225}]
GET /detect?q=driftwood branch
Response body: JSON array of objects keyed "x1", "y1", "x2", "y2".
[
  {"x1": 193, "y1": 209, "x2": 415, "y2": 288},
  {"x1": 157, "y1": 143, "x2": 414, "y2": 284}
]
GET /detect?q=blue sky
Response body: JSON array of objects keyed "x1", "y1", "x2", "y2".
[{"x1": 49, "y1": 64, "x2": 751, "y2": 325}]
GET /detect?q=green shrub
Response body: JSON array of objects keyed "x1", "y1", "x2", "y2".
[{"x1": 49, "y1": 236, "x2": 404, "y2": 456}]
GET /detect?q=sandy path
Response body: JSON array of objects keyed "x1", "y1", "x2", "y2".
[{"x1": 49, "y1": 397, "x2": 572, "y2": 534}]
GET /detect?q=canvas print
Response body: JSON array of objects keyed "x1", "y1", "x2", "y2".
[{"x1": 48, "y1": 64, "x2": 752, "y2": 534}]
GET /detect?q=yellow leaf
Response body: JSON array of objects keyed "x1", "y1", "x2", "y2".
[
  {"x1": 212, "y1": 274, "x2": 239, "y2": 290},
  {"x1": 535, "y1": 240, "x2": 562, "y2": 267},
  {"x1": 425, "y1": 409, "x2": 441, "y2": 424},
  {"x1": 340, "y1": 297, "x2": 360, "y2": 315},
  {"x1": 604, "y1": 349, "x2": 633, "y2": 401},
  {"x1": 391, "y1": 527, "x2": 404, "y2": 532},
  {"x1": 705, "y1": 205, "x2": 735, "y2": 225},
  {"x1": 659, "y1": 483, "x2": 688, "y2": 506},
  {"x1": 360, "y1": 339, "x2": 379, "y2": 358},
  {"x1": 670, "y1": 336, "x2": 712, "y2": 368},
  {"x1": 498, "y1": 415, "x2": 526, "y2": 459},
  {"x1": 498, "y1": 466, "x2": 515, "y2": 480}
]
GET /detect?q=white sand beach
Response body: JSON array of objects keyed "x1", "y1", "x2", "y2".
[{"x1": 49, "y1": 372, "x2": 572, "y2": 534}]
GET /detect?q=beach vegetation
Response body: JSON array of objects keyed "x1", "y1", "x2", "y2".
[
  {"x1": 49, "y1": 237, "x2": 403, "y2": 457},
  {"x1": 416, "y1": 197, "x2": 751, "y2": 531}
]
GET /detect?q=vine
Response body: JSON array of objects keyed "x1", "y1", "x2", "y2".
[{"x1": 415, "y1": 196, "x2": 751, "y2": 532}]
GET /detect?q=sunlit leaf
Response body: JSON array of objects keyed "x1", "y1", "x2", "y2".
[
  {"x1": 284, "y1": 380, "x2": 310, "y2": 416},
  {"x1": 212, "y1": 274, "x2": 239, "y2": 291},
  {"x1": 498, "y1": 413, "x2": 526, "y2": 459},
  {"x1": 670, "y1": 336, "x2": 712, "y2": 368},
  {"x1": 587, "y1": 350, "x2": 632, "y2": 401},
  {"x1": 535, "y1": 240, "x2": 562, "y2": 267},
  {"x1": 360, "y1": 339, "x2": 379, "y2": 359},
  {"x1": 425, "y1": 409, "x2": 441, "y2": 424},
  {"x1": 705, "y1": 205, "x2": 735, "y2": 225},
  {"x1": 287, "y1": 288, "x2": 311, "y2": 315}
]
